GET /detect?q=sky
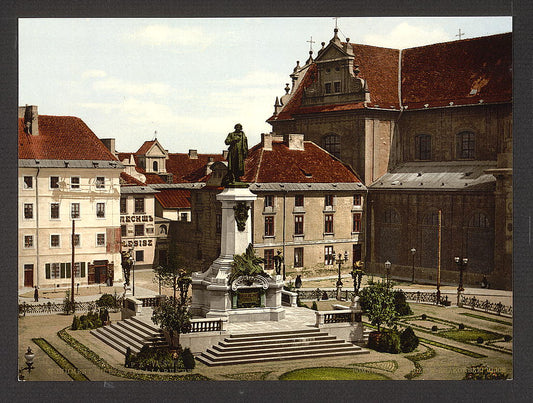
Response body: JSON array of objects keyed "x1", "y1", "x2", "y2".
[{"x1": 19, "y1": 17, "x2": 512, "y2": 155}]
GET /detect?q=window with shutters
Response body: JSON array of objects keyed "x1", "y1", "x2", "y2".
[
  {"x1": 49, "y1": 263, "x2": 60, "y2": 279},
  {"x1": 324, "y1": 214, "x2": 334, "y2": 234},
  {"x1": 294, "y1": 215, "x2": 304, "y2": 235},
  {"x1": 71, "y1": 203, "x2": 80, "y2": 219}
]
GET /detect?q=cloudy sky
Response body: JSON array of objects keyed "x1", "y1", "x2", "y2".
[{"x1": 19, "y1": 17, "x2": 512, "y2": 154}]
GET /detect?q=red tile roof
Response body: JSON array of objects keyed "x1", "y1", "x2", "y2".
[
  {"x1": 268, "y1": 33, "x2": 511, "y2": 121},
  {"x1": 136, "y1": 140, "x2": 157, "y2": 155},
  {"x1": 18, "y1": 115, "x2": 117, "y2": 160},
  {"x1": 120, "y1": 172, "x2": 145, "y2": 186},
  {"x1": 401, "y1": 33, "x2": 512, "y2": 108},
  {"x1": 154, "y1": 189, "x2": 191, "y2": 209},
  {"x1": 241, "y1": 141, "x2": 361, "y2": 184}
]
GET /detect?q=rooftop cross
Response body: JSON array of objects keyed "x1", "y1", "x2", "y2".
[
  {"x1": 333, "y1": 17, "x2": 339, "y2": 29},
  {"x1": 307, "y1": 36, "x2": 315, "y2": 52},
  {"x1": 456, "y1": 28, "x2": 465, "y2": 40}
]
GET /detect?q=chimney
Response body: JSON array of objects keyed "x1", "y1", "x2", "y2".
[
  {"x1": 222, "y1": 150, "x2": 229, "y2": 160},
  {"x1": 262, "y1": 132, "x2": 273, "y2": 151},
  {"x1": 206, "y1": 157, "x2": 215, "y2": 175},
  {"x1": 100, "y1": 138, "x2": 116, "y2": 157},
  {"x1": 285, "y1": 133, "x2": 305, "y2": 151},
  {"x1": 188, "y1": 149, "x2": 198, "y2": 159},
  {"x1": 19, "y1": 105, "x2": 39, "y2": 136}
]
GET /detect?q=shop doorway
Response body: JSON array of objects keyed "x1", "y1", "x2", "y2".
[{"x1": 24, "y1": 264, "x2": 34, "y2": 287}]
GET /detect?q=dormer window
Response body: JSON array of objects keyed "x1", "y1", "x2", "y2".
[{"x1": 153, "y1": 161, "x2": 158, "y2": 172}]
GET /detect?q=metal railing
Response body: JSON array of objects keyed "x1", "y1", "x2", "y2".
[
  {"x1": 402, "y1": 291, "x2": 450, "y2": 306},
  {"x1": 460, "y1": 295, "x2": 513, "y2": 317},
  {"x1": 18, "y1": 301, "x2": 98, "y2": 316}
]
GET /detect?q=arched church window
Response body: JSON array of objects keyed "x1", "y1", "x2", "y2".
[
  {"x1": 422, "y1": 211, "x2": 441, "y2": 226},
  {"x1": 323, "y1": 134, "x2": 341, "y2": 159},
  {"x1": 153, "y1": 161, "x2": 159, "y2": 172},
  {"x1": 415, "y1": 134, "x2": 432, "y2": 160},
  {"x1": 468, "y1": 212, "x2": 490, "y2": 228},
  {"x1": 383, "y1": 208, "x2": 400, "y2": 224},
  {"x1": 456, "y1": 131, "x2": 475, "y2": 159}
]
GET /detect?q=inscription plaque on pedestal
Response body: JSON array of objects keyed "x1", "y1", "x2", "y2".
[{"x1": 236, "y1": 289, "x2": 261, "y2": 308}]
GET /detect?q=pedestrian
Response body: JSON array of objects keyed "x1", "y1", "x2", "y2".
[
  {"x1": 295, "y1": 275, "x2": 302, "y2": 288},
  {"x1": 33, "y1": 286, "x2": 39, "y2": 302}
]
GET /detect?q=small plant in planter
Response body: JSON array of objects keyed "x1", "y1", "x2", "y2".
[
  {"x1": 431, "y1": 325, "x2": 438, "y2": 332},
  {"x1": 458, "y1": 323, "x2": 465, "y2": 330},
  {"x1": 476, "y1": 337, "x2": 484, "y2": 344},
  {"x1": 421, "y1": 314, "x2": 427, "y2": 321}
]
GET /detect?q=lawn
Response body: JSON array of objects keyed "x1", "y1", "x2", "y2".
[
  {"x1": 279, "y1": 367, "x2": 390, "y2": 380},
  {"x1": 439, "y1": 329, "x2": 502, "y2": 343}
]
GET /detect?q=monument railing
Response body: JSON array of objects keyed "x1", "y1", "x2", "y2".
[
  {"x1": 459, "y1": 295, "x2": 513, "y2": 317},
  {"x1": 315, "y1": 309, "x2": 361, "y2": 327},
  {"x1": 189, "y1": 318, "x2": 226, "y2": 333}
]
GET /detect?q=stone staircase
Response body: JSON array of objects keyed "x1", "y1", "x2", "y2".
[
  {"x1": 90, "y1": 316, "x2": 167, "y2": 355},
  {"x1": 197, "y1": 328, "x2": 368, "y2": 366}
]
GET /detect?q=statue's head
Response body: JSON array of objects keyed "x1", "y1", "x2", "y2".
[{"x1": 234, "y1": 123, "x2": 243, "y2": 131}]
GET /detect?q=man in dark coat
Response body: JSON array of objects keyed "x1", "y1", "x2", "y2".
[
  {"x1": 34, "y1": 286, "x2": 39, "y2": 302},
  {"x1": 224, "y1": 123, "x2": 248, "y2": 184}
]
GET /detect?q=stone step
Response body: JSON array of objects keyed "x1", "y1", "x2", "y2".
[
  {"x1": 209, "y1": 341, "x2": 355, "y2": 357},
  {"x1": 109, "y1": 322, "x2": 149, "y2": 346},
  {"x1": 115, "y1": 320, "x2": 156, "y2": 340},
  {"x1": 91, "y1": 327, "x2": 141, "y2": 355},
  {"x1": 224, "y1": 331, "x2": 327, "y2": 343},
  {"x1": 218, "y1": 334, "x2": 337, "y2": 348},
  {"x1": 229, "y1": 328, "x2": 321, "y2": 339},
  {"x1": 129, "y1": 316, "x2": 161, "y2": 333},
  {"x1": 215, "y1": 338, "x2": 345, "y2": 352},
  {"x1": 101, "y1": 325, "x2": 145, "y2": 350},
  {"x1": 197, "y1": 347, "x2": 369, "y2": 366}
]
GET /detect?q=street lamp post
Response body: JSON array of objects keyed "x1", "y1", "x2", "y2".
[
  {"x1": 410, "y1": 248, "x2": 416, "y2": 283},
  {"x1": 384, "y1": 260, "x2": 391, "y2": 285},
  {"x1": 454, "y1": 256, "x2": 468, "y2": 306},
  {"x1": 18, "y1": 347, "x2": 35, "y2": 381},
  {"x1": 334, "y1": 250, "x2": 348, "y2": 300}
]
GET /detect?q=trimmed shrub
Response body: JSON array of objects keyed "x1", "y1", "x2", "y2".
[
  {"x1": 393, "y1": 291, "x2": 413, "y2": 316},
  {"x1": 97, "y1": 293, "x2": 116, "y2": 309},
  {"x1": 421, "y1": 314, "x2": 427, "y2": 321},
  {"x1": 476, "y1": 337, "x2": 484, "y2": 344},
  {"x1": 71, "y1": 315, "x2": 80, "y2": 330},
  {"x1": 431, "y1": 325, "x2": 438, "y2": 332},
  {"x1": 458, "y1": 323, "x2": 465, "y2": 330},
  {"x1": 503, "y1": 335, "x2": 512, "y2": 342},
  {"x1": 125, "y1": 347, "x2": 131, "y2": 368},
  {"x1": 368, "y1": 329, "x2": 401, "y2": 354},
  {"x1": 311, "y1": 301, "x2": 318, "y2": 311},
  {"x1": 400, "y1": 327, "x2": 419, "y2": 353},
  {"x1": 182, "y1": 348, "x2": 195, "y2": 371}
]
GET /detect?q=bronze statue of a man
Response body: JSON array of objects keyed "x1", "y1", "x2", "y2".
[
  {"x1": 224, "y1": 123, "x2": 248, "y2": 184},
  {"x1": 121, "y1": 249, "x2": 133, "y2": 286}
]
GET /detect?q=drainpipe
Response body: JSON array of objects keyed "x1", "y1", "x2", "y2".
[
  {"x1": 35, "y1": 167, "x2": 40, "y2": 287},
  {"x1": 282, "y1": 190, "x2": 287, "y2": 281}
]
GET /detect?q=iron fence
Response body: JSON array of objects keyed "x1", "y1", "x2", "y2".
[
  {"x1": 18, "y1": 300, "x2": 98, "y2": 316},
  {"x1": 460, "y1": 295, "x2": 513, "y2": 316},
  {"x1": 324, "y1": 312, "x2": 351, "y2": 324}
]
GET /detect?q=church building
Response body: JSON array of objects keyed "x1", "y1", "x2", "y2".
[{"x1": 267, "y1": 30, "x2": 512, "y2": 289}]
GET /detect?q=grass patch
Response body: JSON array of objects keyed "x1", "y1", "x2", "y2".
[
  {"x1": 459, "y1": 312, "x2": 512, "y2": 326},
  {"x1": 439, "y1": 329, "x2": 502, "y2": 343},
  {"x1": 418, "y1": 337, "x2": 486, "y2": 358},
  {"x1": 57, "y1": 328, "x2": 209, "y2": 381},
  {"x1": 223, "y1": 371, "x2": 272, "y2": 381},
  {"x1": 32, "y1": 338, "x2": 89, "y2": 381},
  {"x1": 279, "y1": 367, "x2": 390, "y2": 380}
]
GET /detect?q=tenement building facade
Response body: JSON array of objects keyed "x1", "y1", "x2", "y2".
[
  {"x1": 268, "y1": 30, "x2": 512, "y2": 289},
  {"x1": 18, "y1": 106, "x2": 123, "y2": 288}
]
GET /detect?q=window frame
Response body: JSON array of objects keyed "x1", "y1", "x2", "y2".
[
  {"x1": 324, "y1": 245, "x2": 334, "y2": 265},
  {"x1": 50, "y1": 202, "x2": 60, "y2": 220},
  {"x1": 135, "y1": 250, "x2": 144, "y2": 262},
  {"x1": 264, "y1": 195, "x2": 274, "y2": 208},
  {"x1": 134, "y1": 197, "x2": 145, "y2": 213},
  {"x1": 415, "y1": 134, "x2": 432, "y2": 161},
  {"x1": 24, "y1": 203, "x2": 34, "y2": 219},
  {"x1": 325, "y1": 194, "x2": 335, "y2": 207},
  {"x1": 294, "y1": 215, "x2": 304, "y2": 236},
  {"x1": 24, "y1": 235, "x2": 34, "y2": 249},
  {"x1": 96, "y1": 233, "x2": 106, "y2": 247},
  {"x1": 95, "y1": 176, "x2": 105, "y2": 189},
  {"x1": 121, "y1": 225, "x2": 127, "y2": 237},
  {"x1": 294, "y1": 247, "x2": 304, "y2": 268},
  {"x1": 264, "y1": 216, "x2": 274, "y2": 237},
  {"x1": 264, "y1": 249, "x2": 274, "y2": 270},
  {"x1": 50, "y1": 176, "x2": 60, "y2": 189},
  {"x1": 50, "y1": 234, "x2": 60, "y2": 248},
  {"x1": 324, "y1": 82, "x2": 332, "y2": 94},
  {"x1": 96, "y1": 202, "x2": 106, "y2": 219},
  {"x1": 294, "y1": 194, "x2": 304, "y2": 207},
  {"x1": 134, "y1": 224, "x2": 145, "y2": 237},
  {"x1": 72, "y1": 233, "x2": 81, "y2": 248},
  {"x1": 353, "y1": 212, "x2": 362, "y2": 233},
  {"x1": 23, "y1": 176, "x2": 33, "y2": 189},
  {"x1": 71, "y1": 202, "x2": 80, "y2": 219},
  {"x1": 333, "y1": 80, "x2": 341, "y2": 93},
  {"x1": 323, "y1": 134, "x2": 341, "y2": 159},
  {"x1": 324, "y1": 214, "x2": 334, "y2": 234},
  {"x1": 70, "y1": 176, "x2": 81, "y2": 190},
  {"x1": 120, "y1": 198, "x2": 127, "y2": 214},
  {"x1": 457, "y1": 131, "x2": 475, "y2": 160}
]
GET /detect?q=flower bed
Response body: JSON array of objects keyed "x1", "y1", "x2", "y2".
[{"x1": 32, "y1": 338, "x2": 89, "y2": 381}]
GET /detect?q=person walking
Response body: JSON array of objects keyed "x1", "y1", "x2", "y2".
[{"x1": 33, "y1": 286, "x2": 39, "y2": 302}]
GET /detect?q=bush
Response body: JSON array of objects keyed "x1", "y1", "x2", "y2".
[
  {"x1": 400, "y1": 327, "x2": 419, "y2": 353},
  {"x1": 368, "y1": 329, "x2": 401, "y2": 354},
  {"x1": 74, "y1": 310, "x2": 103, "y2": 330},
  {"x1": 458, "y1": 323, "x2": 465, "y2": 330},
  {"x1": 182, "y1": 348, "x2": 195, "y2": 371},
  {"x1": 393, "y1": 291, "x2": 412, "y2": 316},
  {"x1": 464, "y1": 364, "x2": 508, "y2": 380},
  {"x1": 311, "y1": 301, "x2": 318, "y2": 311},
  {"x1": 421, "y1": 314, "x2": 427, "y2": 320},
  {"x1": 71, "y1": 315, "x2": 80, "y2": 330},
  {"x1": 97, "y1": 294, "x2": 116, "y2": 309},
  {"x1": 476, "y1": 337, "x2": 484, "y2": 344},
  {"x1": 503, "y1": 335, "x2": 512, "y2": 342},
  {"x1": 431, "y1": 325, "x2": 438, "y2": 332}
]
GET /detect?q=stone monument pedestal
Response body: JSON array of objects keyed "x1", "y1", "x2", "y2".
[{"x1": 191, "y1": 186, "x2": 285, "y2": 322}]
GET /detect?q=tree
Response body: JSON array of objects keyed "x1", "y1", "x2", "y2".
[
  {"x1": 364, "y1": 280, "x2": 398, "y2": 332},
  {"x1": 151, "y1": 296, "x2": 192, "y2": 350},
  {"x1": 153, "y1": 244, "x2": 191, "y2": 301}
]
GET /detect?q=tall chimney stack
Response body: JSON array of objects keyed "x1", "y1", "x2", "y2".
[{"x1": 18, "y1": 105, "x2": 39, "y2": 136}]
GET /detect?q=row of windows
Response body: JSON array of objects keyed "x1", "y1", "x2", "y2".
[
  {"x1": 264, "y1": 212, "x2": 363, "y2": 237},
  {"x1": 23, "y1": 233, "x2": 106, "y2": 249},
  {"x1": 383, "y1": 209, "x2": 491, "y2": 228},
  {"x1": 324, "y1": 81, "x2": 342, "y2": 94},
  {"x1": 22, "y1": 176, "x2": 107, "y2": 190},
  {"x1": 264, "y1": 194, "x2": 362, "y2": 208},
  {"x1": 23, "y1": 202, "x2": 108, "y2": 220},
  {"x1": 321, "y1": 131, "x2": 478, "y2": 162},
  {"x1": 45, "y1": 262, "x2": 86, "y2": 279},
  {"x1": 120, "y1": 198, "x2": 145, "y2": 214},
  {"x1": 263, "y1": 245, "x2": 356, "y2": 269}
]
